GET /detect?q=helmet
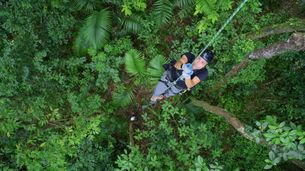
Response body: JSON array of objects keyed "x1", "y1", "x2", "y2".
[{"x1": 200, "y1": 49, "x2": 214, "y2": 63}]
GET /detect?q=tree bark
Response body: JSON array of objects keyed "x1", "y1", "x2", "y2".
[
  {"x1": 246, "y1": 19, "x2": 305, "y2": 40},
  {"x1": 191, "y1": 98, "x2": 305, "y2": 170},
  {"x1": 249, "y1": 32, "x2": 305, "y2": 59},
  {"x1": 129, "y1": 122, "x2": 135, "y2": 146}
]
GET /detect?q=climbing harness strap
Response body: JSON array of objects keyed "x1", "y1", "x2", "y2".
[
  {"x1": 159, "y1": 76, "x2": 183, "y2": 96},
  {"x1": 158, "y1": 79, "x2": 177, "y2": 95}
]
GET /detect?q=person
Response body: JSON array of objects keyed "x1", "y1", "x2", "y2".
[{"x1": 150, "y1": 50, "x2": 214, "y2": 104}]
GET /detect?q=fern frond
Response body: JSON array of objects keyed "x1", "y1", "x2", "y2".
[
  {"x1": 152, "y1": 0, "x2": 174, "y2": 26},
  {"x1": 74, "y1": 9, "x2": 111, "y2": 55},
  {"x1": 124, "y1": 49, "x2": 145, "y2": 76}
]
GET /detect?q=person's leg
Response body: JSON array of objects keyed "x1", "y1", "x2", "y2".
[
  {"x1": 150, "y1": 72, "x2": 169, "y2": 102},
  {"x1": 164, "y1": 86, "x2": 182, "y2": 98}
]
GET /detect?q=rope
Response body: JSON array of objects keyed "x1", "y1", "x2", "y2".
[{"x1": 197, "y1": 0, "x2": 250, "y2": 57}]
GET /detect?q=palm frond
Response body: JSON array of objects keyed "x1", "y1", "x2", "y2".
[
  {"x1": 147, "y1": 55, "x2": 166, "y2": 83},
  {"x1": 121, "y1": 16, "x2": 143, "y2": 34},
  {"x1": 112, "y1": 86, "x2": 134, "y2": 107},
  {"x1": 124, "y1": 49, "x2": 145, "y2": 76},
  {"x1": 152, "y1": 0, "x2": 174, "y2": 26},
  {"x1": 74, "y1": 9, "x2": 111, "y2": 55}
]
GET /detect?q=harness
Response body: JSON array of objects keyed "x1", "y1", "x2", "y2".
[
  {"x1": 159, "y1": 68, "x2": 204, "y2": 96},
  {"x1": 158, "y1": 71, "x2": 184, "y2": 96}
]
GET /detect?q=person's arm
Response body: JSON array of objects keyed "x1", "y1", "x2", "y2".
[
  {"x1": 185, "y1": 76, "x2": 201, "y2": 90},
  {"x1": 174, "y1": 55, "x2": 188, "y2": 69}
]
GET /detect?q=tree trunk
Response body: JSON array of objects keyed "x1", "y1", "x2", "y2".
[
  {"x1": 249, "y1": 32, "x2": 305, "y2": 59},
  {"x1": 129, "y1": 122, "x2": 135, "y2": 146}
]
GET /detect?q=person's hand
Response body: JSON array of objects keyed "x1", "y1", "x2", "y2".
[
  {"x1": 182, "y1": 63, "x2": 193, "y2": 79},
  {"x1": 182, "y1": 63, "x2": 192, "y2": 72}
]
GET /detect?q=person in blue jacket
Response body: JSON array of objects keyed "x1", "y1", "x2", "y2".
[{"x1": 150, "y1": 50, "x2": 214, "y2": 104}]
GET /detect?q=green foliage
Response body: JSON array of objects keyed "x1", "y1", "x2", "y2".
[
  {"x1": 14, "y1": 114, "x2": 103, "y2": 170},
  {"x1": 261, "y1": 52, "x2": 305, "y2": 122},
  {"x1": 112, "y1": 85, "x2": 134, "y2": 107},
  {"x1": 220, "y1": 134, "x2": 268, "y2": 171},
  {"x1": 152, "y1": 0, "x2": 174, "y2": 26},
  {"x1": 252, "y1": 116, "x2": 305, "y2": 169},
  {"x1": 195, "y1": 0, "x2": 232, "y2": 32},
  {"x1": 124, "y1": 49, "x2": 166, "y2": 87},
  {"x1": 74, "y1": 9, "x2": 111, "y2": 55},
  {"x1": 229, "y1": 60, "x2": 266, "y2": 85},
  {"x1": 124, "y1": 49, "x2": 145, "y2": 76},
  {"x1": 68, "y1": 90, "x2": 102, "y2": 115},
  {"x1": 90, "y1": 51, "x2": 122, "y2": 90},
  {"x1": 232, "y1": 37, "x2": 255, "y2": 63},
  {"x1": 147, "y1": 55, "x2": 166, "y2": 83},
  {"x1": 219, "y1": 93, "x2": 244, "y2": 113},
  {"x1": 0, "y1": 0, "x2": 304, "y2": 170},
  {"x1": 67, "y1": 139, "x2": 114, "y2": 170},
  {"x1": 120, "y1": 15, "x2": 143, "y2": 34},
  {"x1": 75, "y1": 0, "x2": 97, "y2": 11},
  {"x1": 121, "y1": 0, "x2": 147, "y2": 16},
  {"x1": 116, "y1": 102, "x2": 222, "y2": 170},
  {"x1": 174, "y1": 0, "x2": 195, "y2": 8},
  {"x1": 0, "y1": 56, "x2": 18, "y2": 97},
  {"x1": 194, "y1": 0, "x2": 232, "y2": 19}
]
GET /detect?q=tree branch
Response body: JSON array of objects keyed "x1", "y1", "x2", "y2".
[
  {"x1": 191, "y1": 98, "x2": 254, "y2": 141},
  {"x1": 248, "y1": 32, "x2": 305, "y2": 59}
]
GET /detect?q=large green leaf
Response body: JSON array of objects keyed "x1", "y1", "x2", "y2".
[
  {"x1": 147, "y1": 55, "x2": 166, "y2": 83},
  {"x1": 124, "y1": 49, "x2": 145, "y2": 76},
  {"x1": 74, "y1": 9, "x2": 111, "y2": 55}
]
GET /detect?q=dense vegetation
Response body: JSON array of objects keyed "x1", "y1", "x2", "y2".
[{"x1": 0, "y1": 0, "x2": 304, "y2": 170}]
